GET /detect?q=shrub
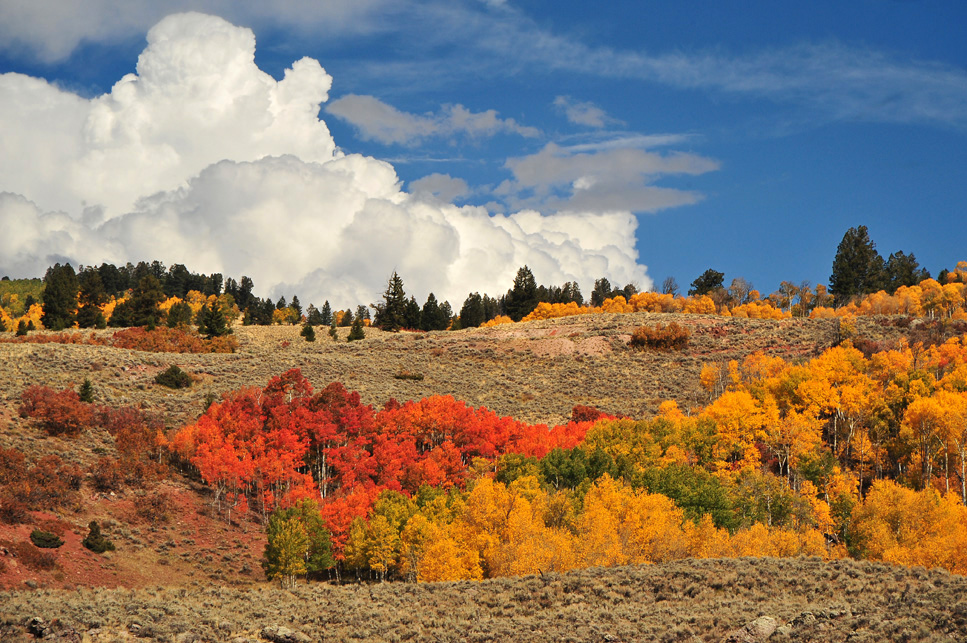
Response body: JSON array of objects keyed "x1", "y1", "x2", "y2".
[
  {"x1": 134, "y1": 491, "x2": 174, "y2": 525},
  {"x1": 28, "y1": 456, "x2": 83, "y2": 509},
  {"x1": 111, "y1": 326, "x2": 237, "y2": 354},
  {"x1": 90, "y1": 456, "x2": 124, "y2": 492},
  {"x1": 82, "y1": 520, "x2": 115, "y2": 554},
  {"x1": 629, "y1": 322, "x2": 690, "y2": 351},
  {"x1": 30, "y1": 529, "x2": 64, "y2": 549},
  {"x1": 571, "y1": 405, "x2": 606, "y2": 423},
  {"x1": 155, "y1": 365, "x2": 193, "y2": 389},
  {"x1": 394, "y1": 369, "x2": 424, "y2": 381},
  {"x1": 18, "y1": 385, "x2": 94, "y2": 436},
  {"x1": 301, "y1": 322, "x2": 316, "y2": 342},
  {"x1": 0, "y1": 494, "x2": 29, "y2": 524},
  {"x1": 8, "y1": 541, "x2": 57, "y2": 570}
]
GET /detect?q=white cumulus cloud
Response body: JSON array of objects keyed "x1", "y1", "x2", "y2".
[{"x1": 0, "y1": 12, "x2": 653, "y2": 306}]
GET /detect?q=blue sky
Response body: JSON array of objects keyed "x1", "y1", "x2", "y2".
[{"x1": 1, "y1": 0, "x2": 966, "y2": 305}]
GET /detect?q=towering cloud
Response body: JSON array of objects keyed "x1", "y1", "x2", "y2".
[{"x1": 0, "y1": 12, "x2": 652, "y2": 306}]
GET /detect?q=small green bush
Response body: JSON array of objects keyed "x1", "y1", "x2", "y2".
[
  {"x1": 301, "y1": 322, "x2": 316, "y2": 342},
  {"x1": 82, "y1": 520, "x2": 115, "y2": 554},
  {"x1": 30, "y1": 529, "x2": 64, "y2": 549},
  {"x1": 155, "y1": 365, "x2": 193, "y2": 389},
  {"x1": 393, "y1": 369, "x2": 424, "y2": 381}
]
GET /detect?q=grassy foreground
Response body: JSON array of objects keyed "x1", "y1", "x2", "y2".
[{"x1": 2, "y1": 556, "x2": 966, "y2": 642}]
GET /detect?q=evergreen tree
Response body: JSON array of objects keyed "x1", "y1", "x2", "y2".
[
  {"x1": 129, "y1": 275, "x2": 166, "y2": 327},
  {"x1": 78, "y1": 378, "x2": 95, "y2": 403},
  {"x1": 355, "y1": 304, "x2": 371, "y2": 322},
  {"x1": 329, "y1": 320, "x2": 338, "y2": 339},
  {"x1": 373, "y1": 271, "x2": 408, "y2": 331},
  {"x1": 200, "y1": 302, "x2": 231, "y2": 339},
  {"x1": 420, "y1": 293, "x2": 450, "y2": 331},
  {"x1": 459, "y1": 292, "x2": 484, "y2": 328},
  {"x1": 301, "y1": 321, "x2": 316, "y2": 342},
  {"x1": 590, "y1": 277, "x2": 613, "y2": 307},
  {"x1": 237, "y1": 276, "x2": 255, "y2": 310},
  {"x1": 403, "y1": 296, "x2": 421, "y2": 329},
  {"x1": 276, "y1": 296, "x2": 287, "y2": 310},
  {"x1": 338, "y1": 308, "x2": 353, "y2": 327},
  {"x1": 688, "y1": 269, "x2": 725, "y2": 297},
  {"x1": 82, "y1": 520, "x2": 115, "y2": 554},
  {"x1": 42, "y1": 263, "x2": 79, "y2": 330},
  {"x1": 347, "y1": 316, "x2": 365, "y2": 341},
  {"x1": 77, "y1": 268, "x2": 108, "y2": 329},
  {"x1": 884, "y1": 251, "x2": 930, "y2": 292},
  {"x1": 166, "y1": 301, "x2": 193, "y2": 328},
  {"x1": 290, "y1": 295, "x2": 302, "y2": 318},
  {"x1": 829, "y1": 225, "x2": 886, "y2": 301},
  {"x1": 320, "y1": 301, "x2": 333, "y2": 326},
  {"x1": 16, "y1": 320, "x2": 28, "y2": 336},
  {"x1": 503, "y1": 266, "x2": 539, "y2": 321},
  {"x1": 306, "y1": 304, "x2": 323, "y2": 326}
]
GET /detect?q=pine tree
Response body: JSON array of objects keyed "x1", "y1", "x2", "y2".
[
  {"x1": 78, "y1": 378, "x2": 95, "y2": 403},
  {"x1": 503, "y1": 266, "x2": 539, "y2": 321},
  {"x1": 421, "y1": 293, "x2": 449, "y2": 331},
  {"x1": 129, "y1": 275, "x2": 166, "y2": 327},
  {"x1": 348, "y1": 317, "x2": 366, "y2": 342},
  {"x1": 373, "y1": 271, "x2": 408, "y2": 331},
  {"x1": 301, "y1": 321, "x2": 316, "y2": 342},
  {"x1": 306, "y1": 304, "x2": 323, "y2": 326},
  {"x1": 76, "y1": 269, "x2": 107, "y2": 329},
  {"x1": 459, "y1": 293, "x2": 484, "y2": 328},
  {"x1": 201, "y1": 302, "x2": 231, "y2": 339},
  {"x1": 41, "y1": 263, "x2": 79, "y2": 330},
  {"x1": 688, "y1": 269, "x2": 725, "y2": 297},
  {"x1": 320, "y1": 301, "x2": 333, "y2": 326},
  {"x1": 829, "y1": 225, "x2": 886, "y2": 301},
  {"x1": 16, "y1": 320, "x2": 27, "y2": 337},
  {"x1": 291, "y1": 295, "x2": 303, "y2": 318}
]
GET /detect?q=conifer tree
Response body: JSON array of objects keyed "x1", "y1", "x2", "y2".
[
  {"x1": 320, "y1": 301, "x2": 333, "y2": 326},
  {"x1": 200, "y1": 302, "x2": 231, "y2": 339},
  {"x1": 42, "y1": 263, "x2": 79, "y2": 330},
  {"x1": 374, "y1": 271, "x2": 407, "y2": 331},
  {"x1": 348, "y1": 316, "x2": 366, "y2": 341},
  {"x1": 829, "y1": 225, "x2": 886, "y2": 301},
  {"x1": 301, "y1": 321, "x2": 316, "y2": 342}
]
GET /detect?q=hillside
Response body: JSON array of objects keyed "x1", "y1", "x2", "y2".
[{"x1": 1, "y1": 313, "x2": 965, "y2": 641}]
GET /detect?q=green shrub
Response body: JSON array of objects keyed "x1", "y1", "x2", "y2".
[
  {"x1": 155, "y1": 365, "x2": 193, "y2": 389},
  {"x1": 301, "y1": 322, "x2": 316, "y2": 342},
  {"x1": 393, "y1": 369, "x2": 424, "y2": 381},
  {"x1": 30, "y1": 529, "x2": 64, "y2": 549},
  {"x1": 82, "y1": 520, "x2": 115, "y2": 554}
]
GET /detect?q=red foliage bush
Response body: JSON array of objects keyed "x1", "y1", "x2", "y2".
[
  {"x1": 27, "y1": 455, "x2": 82, "y2": 509},
  {"x1": 0, "y1": 332, "x2": 107, "y2": 346},
  {"x1": 0, "y1": 493, "x2": 29, "y2": 525},
  {"x1": 18, "y1": 386, "x2": 94, "y2": 436},
  {"x1": 4, "y1": 540, "x2": 57, "y2": 570},
  {"x1": 90, "y1": 457, "x2": 124, "y2": 492},
  {"x1": 571, "y1": 405, "x2": 606, "y2": 424},
  {"x1": 133, "y1": 491, "x2": 174, "y2": 525},
  {"x1": 629, "y1": 322, "x2": 690, "y2": 351},
  {"x1": 110, "y1": 327, "x2": 237, "y2": 354}
]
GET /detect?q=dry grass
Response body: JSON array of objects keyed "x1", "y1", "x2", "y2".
[{"x1": 1, "y1": 557, "x2": 965, "y2": 641}]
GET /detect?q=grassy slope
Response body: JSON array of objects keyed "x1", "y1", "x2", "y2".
[
  {"x1": 3, "y1": 557, "x2": 966, "y2": 641},
  {"x1": 0, "y1": 313, "x2": 961, "y2": 641}
]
